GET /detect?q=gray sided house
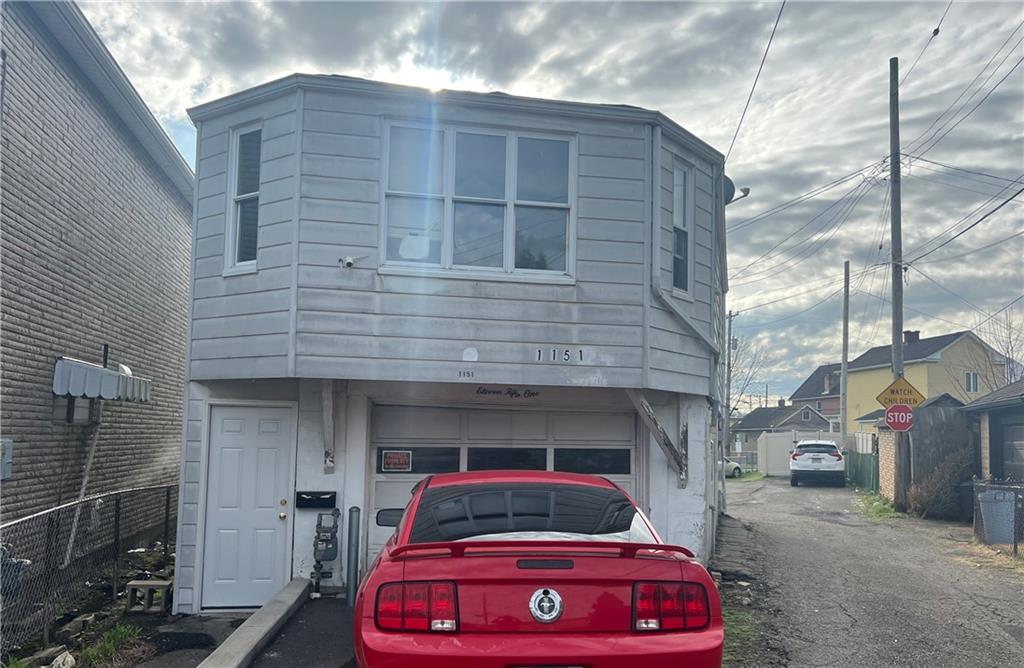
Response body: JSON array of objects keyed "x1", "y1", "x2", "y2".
[
  {"x1": 0, "y1": 2, "x2": 193, "y2": 521},
  {"x1": 731, "y1": 401, "x2": 831, "y2": 453},
  {"x1": 174, "y1": 74, "x2": 728, "y2": 612},
  {"x1": 790, "y1": 363, "x2": 841, "y2": 430}
]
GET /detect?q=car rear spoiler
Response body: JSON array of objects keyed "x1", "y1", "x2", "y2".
[{"x1": 389, "y1": 540, "x2": 695, "y2": 559}]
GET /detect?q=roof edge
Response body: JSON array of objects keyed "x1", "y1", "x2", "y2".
[
  {"x1": 26, "y1": 1, "x2": 193, "y2": 203},
  {"x1": 186, "y1": 73, "x2": 725, "y2": 164}
]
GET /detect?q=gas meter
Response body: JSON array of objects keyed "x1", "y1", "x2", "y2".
[{"x1": 311, "y1": 508, "x2": 341, "y2": 597}]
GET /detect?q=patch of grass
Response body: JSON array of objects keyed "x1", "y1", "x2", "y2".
[
  {"x1": 80, "y1": 624, "x2": 142, "y2": 667},
  {"x1": 722, "y1": 605, "x2": 759, "y2": 665},
  {"x1": 730, "y1": 471, "x2": 765, "y2": 483},
  {"x1": 858, "y1": 491, "x2": 905, "y2": 520},
  {"x1": 3, "y1": 658, "x2": 31, "y2": 668}
]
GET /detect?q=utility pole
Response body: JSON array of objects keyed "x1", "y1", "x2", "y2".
[
  {"x1": 889, "y1": 56, "x2": 909, "y2": 511},
  {"x1": 840, "y1": 260, "x2": 849, "y2": 447},
  {"x1": 724, "y1": 311, "x2": 735, "y2": 454}
]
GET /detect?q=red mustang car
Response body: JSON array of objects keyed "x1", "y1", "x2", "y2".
[{"x1": 354, "y1": 470, "x2": 723, "y2": 667}]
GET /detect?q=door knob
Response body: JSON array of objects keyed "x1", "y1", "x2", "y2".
[{"x1": 278, "y1": 512, "x2": 287, "y2": 520}]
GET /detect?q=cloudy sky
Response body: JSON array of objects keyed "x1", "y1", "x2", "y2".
[{"x1": 82, "y1": 0, "x2": 1023, "y2": 402}]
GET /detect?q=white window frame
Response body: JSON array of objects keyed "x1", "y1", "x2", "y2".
[
  {"x1": 224, "y1": 122, "x2": 262, "y2": 275},
  {"x1": 671, "y1": 161, "x2": 695, "y2": 299},
  {"x1": 802, "y1": 408, "x2": 811, "y2": 421},
  {"x1": 379, "y1": 120, "x2": 577, "y2": 283},
  {"x1": 965, "y1": 371, "x2": 979, "y2": 394}
]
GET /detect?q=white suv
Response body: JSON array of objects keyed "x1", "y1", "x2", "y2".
[{"x1": 789, "y1": 440, "x2": 845, "y2": 487}]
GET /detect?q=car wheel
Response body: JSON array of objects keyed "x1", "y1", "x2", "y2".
[
  {"x1": 790, "y1": 476, "x2": 798, "y2": 487},
  {"x1": 732, "y1": 468, "x2": 742, "y2": 478}
]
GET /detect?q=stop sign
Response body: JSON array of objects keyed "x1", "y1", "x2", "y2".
[{"x1": 885, "y1": 404, "x2": 913, "y2": 432}]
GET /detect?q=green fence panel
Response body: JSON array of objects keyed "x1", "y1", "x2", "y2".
[{"x1": 847, "y1": 451, "x2": 879, "y2": 492}]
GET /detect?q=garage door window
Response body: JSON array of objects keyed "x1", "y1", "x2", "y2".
[
  {"x1": 554, "y1": 448, "x2": 631, "y2": 475},
  {"x1": 376, "y1": 447, "x2": 460, "y2": 474},
  {"x1": 467, "y1": 447, "x2": 546, "y2": 471}
]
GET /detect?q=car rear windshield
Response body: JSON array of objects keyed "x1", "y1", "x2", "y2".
[
  {"x1": 796, "y1": 444, "x2": 838, "y2": 454},
  {"x1": 409, "y1": 483, "x2": 657, "y2": 544}
]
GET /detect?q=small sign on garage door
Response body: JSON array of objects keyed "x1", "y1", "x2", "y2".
[{"x1": 381, "y1": 449, "x2": 413, "y2": 472}]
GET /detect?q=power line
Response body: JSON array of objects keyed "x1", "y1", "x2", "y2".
[
  {"x1": 905, "y1": 171, "x2": 1016, "y2": 200},
  {"x1": 727, "y1": 160, "x2": 884, "y2": 232},
  {"x1": 909, "y1": 264, "x2": 991, "y2": 320},
  {"x1": 974, "y1": 294, "x2": 1024, "y2": 330},
  {"x1": 902, "y1": 154, "x2": 1024, "y2": 185},
  {"x1": 732, "y1": 263, "x2": 885, "y2": 315},
  {"x1": 855, "y1": 287, "x2": 975, "y2": 331},
  {"x1": 908, "y1": 185, "x2": 1024, "y2": 263},
  {"x1": 916, "y1": 228, "x2": 1024, "y2": 264},
  {"x1": 730, "y1": 175, "x2": 875, "y2": 279},
  {"x1": 724, "y1": 0, "x2": 786, "y2": 163},
  {"x1": 914, "y1": 54, "x2": 1024, "y2": 157},
  {"x1": 900, "y1": 0, "x2": 955, "y2": 87},
  {"x1": 904, "y1": 19, "x2": 1024, "y2": 151}
]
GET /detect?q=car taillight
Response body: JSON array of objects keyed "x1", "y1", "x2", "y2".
[
  {"x1": 375, "y1": 581, "x2": 458, "y2": 632},
  {"x1": 791, "y1": 451, "x2": 800, "y2": 461},
  {"x1": 633, "y1": 581, "x2": 710, "y2": 632},
  {"x1": 830, "y1": 451, "x2": 843, "y2": 460}
]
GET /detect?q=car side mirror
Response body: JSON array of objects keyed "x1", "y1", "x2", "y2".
[{"x1": 376, "y1": 508, "x2": 404, "y2": 527}]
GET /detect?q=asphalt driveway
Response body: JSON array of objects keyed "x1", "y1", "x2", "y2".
[{"x1": 726, "y1": 478, "x2": 1024, "y2": 667}]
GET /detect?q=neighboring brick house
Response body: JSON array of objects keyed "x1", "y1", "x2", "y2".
[
  {"x1": 730, "y1": 400, "x2": 831, "y2": 453},
  {"x1": 790, "y1": 363, "x2": 841, "y2": 431},
  {"x1": 0, "y1": 2, "x2": 193, "y2": 521}
]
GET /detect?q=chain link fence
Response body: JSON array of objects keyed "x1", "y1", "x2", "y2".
[
  {"x1": 0, "y1": 484, "x2": 177, "y2": 657},
  {"x1": 973, "y1": 479, "x2": 1023, "y2": 557},
  {"x1": 731, "y1": 451, "x2": 758, "y2": 473}
]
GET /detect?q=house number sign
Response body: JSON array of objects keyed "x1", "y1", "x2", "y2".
[{"x1": 536, "y1": 348, "x2": 587, "y2": 363}]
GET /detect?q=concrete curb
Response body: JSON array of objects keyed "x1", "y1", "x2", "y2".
[{"x1": 197, "y1": 578, "x2": 311, "y2": 668}]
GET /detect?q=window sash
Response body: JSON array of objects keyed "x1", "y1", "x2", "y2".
[
  {"x1": 383, "y1": 122, "x2": 573, "y2": 276},
  {"x1": 227, "y1": 125, "x2": 262, "y2": 269},
  {"x1": 672, "y1": 163, "x2": 693, "y2": 294}
]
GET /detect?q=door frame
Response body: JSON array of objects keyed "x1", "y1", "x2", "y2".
[{"x1": 196, "y1": 399, "x2": 299, "y2": 611}]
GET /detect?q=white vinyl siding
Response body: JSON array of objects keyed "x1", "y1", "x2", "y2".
[{"x1": 382, "y1": 122, "x2": 575, "y2": 278}]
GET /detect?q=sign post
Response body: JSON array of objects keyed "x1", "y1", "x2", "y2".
[{"x1": 884, "y1": 404, "x2": 913, "y2": 432}]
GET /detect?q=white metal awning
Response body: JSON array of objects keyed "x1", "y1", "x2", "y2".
[{"x1": 52, "y1": 357, "x2": 152, "y2": 402}]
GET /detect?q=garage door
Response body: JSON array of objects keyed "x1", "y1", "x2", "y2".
[{"x1": 368, "y1": 405, "x2": 639, "y2": 558}]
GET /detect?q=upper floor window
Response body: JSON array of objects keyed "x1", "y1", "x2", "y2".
[
  {"x1": 802, "y1": 408, "x2": 811, "y2": 421},
  {"x1": 965, "y1": 371, "x2": 979, "y2": 394},
  {"x1": 229, "y1": 125, "x2": 262, "y2": 267},
  {"x1": 816, "y1": 400, "x2": 822, "y2": 410},
  {"x1": 672, "y1": 164, "x2": 693, "y2": 293},
  {"x1": 384, "y1": 123, "x2": 573, "y2": 276}
]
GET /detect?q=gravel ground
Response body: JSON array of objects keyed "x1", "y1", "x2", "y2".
[{"x1": 726, "y1": 478, "x2": 1024, "y2": 668}]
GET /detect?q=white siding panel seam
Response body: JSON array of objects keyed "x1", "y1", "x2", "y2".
[{"x1": 288, "y1": 89, "x2": 305, "y2": 376}]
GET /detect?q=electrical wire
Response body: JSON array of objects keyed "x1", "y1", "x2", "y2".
[
  {"x1": 731, "y1": 263, "x2": 885, "y2": 315},
  {"x1": 913, "y1": 55, "x2": 1024, "y2": 157},
  {"x1": 908, "y1": 185, "x2": 1024, "y2": 263},
  {"x1": 904, "y1": 19, "x2": 1024, "y2": 151},
  {"x1": 909, "y1": 265, "x2": 991, "y2": 319},
  {"x1": 902, "y1": 154, "x2": 1024, "y2": 185},
  {"x1": 724, "y1": 0, "x2": 786, "y2": 163},
  {"x1": 915, "y1": 228, "x2": 1024, "y2": 264},
  {"x1": 900, "y1": 0, "x2": 955, "y2": 87},
  {"x1": 728, "y1": 160, "x2": 884, "y2": 232},
  {"x1": 905, "y1": 171, "x2": 1015, "y2": 199}
]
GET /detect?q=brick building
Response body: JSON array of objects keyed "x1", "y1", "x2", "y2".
[{"x1": 0, "y1": 2, "x2": 193, "y2": 521}]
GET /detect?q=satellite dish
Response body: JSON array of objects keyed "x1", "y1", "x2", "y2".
[{"x1": 723, "y1": 175, "x2": 736, "y2": 204}]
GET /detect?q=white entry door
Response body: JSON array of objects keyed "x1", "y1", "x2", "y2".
[{"x1": 202, "y1": 405, "x2": 295, "y2": 608}]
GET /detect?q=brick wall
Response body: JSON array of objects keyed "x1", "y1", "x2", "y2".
[
  {"x1": 1, "y1": 4, "x2": 191, "y2": 521},
  {"x1": 878, "y1": 428, "x2": 895, "y2": 501}
]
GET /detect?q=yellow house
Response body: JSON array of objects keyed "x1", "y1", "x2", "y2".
[{"x1": 847, "y1": 330, "x2": 1007, "y2": 434}]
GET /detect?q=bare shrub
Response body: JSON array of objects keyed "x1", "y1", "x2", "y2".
[{"x1": 907, "y1": 450, "x2": 973, "y2": 520}]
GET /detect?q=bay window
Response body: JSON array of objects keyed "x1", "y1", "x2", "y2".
[{"x1": 384, "y1": 123, "x2": 574, "y2": 277}]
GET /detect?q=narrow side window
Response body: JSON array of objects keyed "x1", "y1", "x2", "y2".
[
  {"x1": 231, "y1": 127, "x2": 262, "y2": 265},
  {"x1": 672, "y1": 166, "x2": 690, "y2": 292}
]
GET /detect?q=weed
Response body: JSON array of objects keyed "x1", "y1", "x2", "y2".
[
  {"x1": 3, "y1": 659, "x2": 31, "y2": 668},
  {"x1": 731, "y1": 471, "x2": 765, "y2": 483},
  {"x1": 722, "y1": 605, "x2": 759, "y2": 665},
  {"x1": 80, "y1": 624, "x2": 141, "y2": 667},
  {"x1": 858, "y1": 491, "x2": 905, "y2": 520}
]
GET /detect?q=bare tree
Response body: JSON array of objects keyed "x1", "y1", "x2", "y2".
[
  {"x1": 978, "y1": 307, "x2": 1024, "y2": 384},
  {"x1": 729, "y1": 337, "x2": 771, "y2": 416}
]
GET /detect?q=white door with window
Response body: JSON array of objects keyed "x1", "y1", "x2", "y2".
[
  {"x1": 202, "y1": 405, "x2": 295, "y2": 608},
  {"x1": 367, "y1": 406, "x2": 638, "y2": 559}
]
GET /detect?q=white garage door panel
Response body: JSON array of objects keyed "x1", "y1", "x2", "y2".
[
  {"x1": 368, "y1": 406, "x2": 639, "y2": 563},
  {"x1": 551, "y1": 413, "x2": 634, "y2": 442}
]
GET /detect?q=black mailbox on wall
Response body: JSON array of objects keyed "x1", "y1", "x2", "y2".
[{"x1": 296, "y1": 491, "x2": 337, "y2": 509}]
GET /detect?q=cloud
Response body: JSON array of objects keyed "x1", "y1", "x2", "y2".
[{"x1": 79, "y1": 0, "x2": 1024, "y2": 398}]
